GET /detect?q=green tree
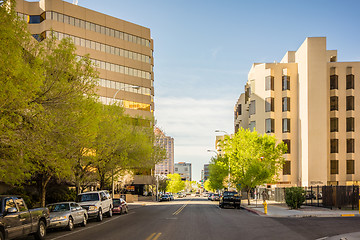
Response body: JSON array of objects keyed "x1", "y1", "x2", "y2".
[
  {"x1": 166, "y1": 174, "x2": 185, "y2": 193},
  {"x1": 0, "y1": 0, "x2": 43, "y2": 184},
  {"x1": 207, "y1": 155, "x2": 228, "y2": 191},
  {"x1": 204, "y1": 179, "x2": 216, "y2": 193},
  {"x1": 221, "y1": 128, "x2": 287, "y2": 205},
  {"x1": 23, "y1": 35, "x2": 98, "y2": 207}
]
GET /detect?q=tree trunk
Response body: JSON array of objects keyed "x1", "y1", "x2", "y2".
[
  {"x1": 40, "y1": 175, "x2": 52, "y2": 207},
  {"x1": 247, "y1": 188, "x2": 251, "y2": 205}
]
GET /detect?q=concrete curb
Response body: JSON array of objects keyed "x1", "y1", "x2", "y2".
[{"x1": 241, "y1": 206, "x2": 266, "y2": 216}]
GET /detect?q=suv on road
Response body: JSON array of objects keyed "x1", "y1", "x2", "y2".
[
  {"x1": 76, "y1": 191, "x2": 112, "y2": 222},
  {"x1": 219, "y1": 191, "x2": 241, "y2": 209}
]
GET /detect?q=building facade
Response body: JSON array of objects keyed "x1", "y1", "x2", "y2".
[
  {"x1": 234, "y1": 37, "x2": 360, "y2": 187},
  {"x1": 15, "y1": 0, "x2": 154, "y2": 119},
  {"x1": 174, "y1": 162, "x2": 192, "y2": 181},
  {"x1": 203, "y1": 164, "x2": 209, "y2": 181},
  {"x1": 154, "y1": 127, "x2": 174, "y2": 176}
]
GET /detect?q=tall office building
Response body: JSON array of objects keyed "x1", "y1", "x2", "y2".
[
  {"x1": 154, "y1": 127, "x2": 174, "y2": 176},
  {"x1": 203, "y1": 164, "x2": 209, "y2": 181},
  {"x1": 15, "y1": 0, "x2": 154, "y2": 119},
  {"x1": 174, "y1": 162, "x2": 192, "y2": 181},
  {"x1": 234, "y1": 37, "x2": 360, "y2": 187}
]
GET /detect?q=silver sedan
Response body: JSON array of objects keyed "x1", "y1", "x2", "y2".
[{"x1": 47, "y1": 202, "x2": 88, "y2": 231}]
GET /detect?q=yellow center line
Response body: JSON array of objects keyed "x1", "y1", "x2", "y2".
[
  {"x1": 146, "y1": 232, "x2": 162, "y2": 240},
  {"x1": 146, "y1": 233, "x2": 156, "y2": 240},
  {"x1": 153, "y1": 233, "x2": 162, "y2": 240},
  {"x1": 172, "y1": 201, "x2": 191, "y2": 215}
]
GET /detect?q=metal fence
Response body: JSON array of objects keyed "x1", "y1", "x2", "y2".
[{"x1": 272, "y1": 185, "x2": 359, "y2": 210}]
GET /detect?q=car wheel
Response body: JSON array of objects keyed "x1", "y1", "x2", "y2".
[
  {"x1": 97, "y1": 209, "x2": 103, "y2": 222},
  {"x1": 34, "y1": 220, "x2": 46, "y2": 240},
  {"x1": 107, "y1": 207, "x2": 113, "y2": 217},
  {"x1": 81, "y1": 215, "x2": 87, "y2": 227},
  {"x1": 67, "y1": 217, "x2": 74, "y2": 231}
]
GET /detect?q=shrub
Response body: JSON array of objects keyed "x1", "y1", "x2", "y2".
[{"x1": 285, "y1": 187, "x2": 305, "y2": 209}]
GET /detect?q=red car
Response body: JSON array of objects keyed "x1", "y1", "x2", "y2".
[{"x1": 112, "y1": 198, "x2": 128, "y2": 214}]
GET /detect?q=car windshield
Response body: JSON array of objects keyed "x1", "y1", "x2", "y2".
[
  {"x1": 77, "y1": 193, "x2": 100, "y2": 202},
  {"x1": 223, "y1": 192, "x2": 236, "y2": 196},
  {"x1": 48, "y1": 203, "x2": 70, "y2": 212},
  {"x1": 113, "y1": 199, "x2": 121, "y2": 206}
]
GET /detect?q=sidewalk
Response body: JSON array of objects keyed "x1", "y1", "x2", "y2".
[{"x1": 241, "y1": 199, "x2": 360, "y2": 218}]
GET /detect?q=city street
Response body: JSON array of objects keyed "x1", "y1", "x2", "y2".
[{"x1": 23, "y1": 197, "x2": 360, "y2": 240}]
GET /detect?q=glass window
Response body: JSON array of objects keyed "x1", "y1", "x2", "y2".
[
  {"x1": 347, "y1": 139, "x2": 355, "y2": 153},
  {"x1": 282, "y1": 139, "x2": 290, "y2": 154},
  {"x1": 330, "y1": 139, "x2": 338, "y2": 153},
  {"x1": 69, "y1": 16, "x2": 75, "y2": 26},
  {"x1": 80, "y1": 19, "x2": 85, "y2": 28},
  {"x1": 282, "y1": 97, "x2": 290, "y2": 112},
  {"x1": 14, "y1": 198, "x2": 28, "y2": 212},
  {"x1": 265, "y1": 76, "x2": 274, "y2": 91},
  {"x1": 282, "y1": 75, "x2": 290, "y2": 91},
  {"x1": 282, "y1": 119, "x2": 290, "y2": 133},
  {"x1": 58, "y1": 13, "x2": 63, "y2": 22},
  {"x1": 265, "y1": 118, "x2": 275, "y2": 133},
  {"x1": 85, "y1": 21, "x2": 91, "y2": 30},
  {"x1": 346, "y1": 96, "x2": 354, "y2": 111},
  {"x1": 265, "y1": 97, "x2": 274, "y2": 112},
  {"x1": 330, "y1": 160, "x2": 339, "y2": 174},
  {"x1": 90, "y1": 23, "x2": 96, "y2": 31},
  {"x1": 330, "y1": 118, "x2": 338, "y2": 132},
  {"x1": 249, "y1": 121, "x2": 256, "y2": 132},
  {"x1": 28, "y1": 15, "x2": 41, "y2": 24},
  {"x1": 99, "y1": 26, "x2": 105, "y2": 34},
  {"x1": 283, "y1": 161, "x2": 291, "y2": 175},
  {"x1": 63, "y1": 15, "x2": 69, "y2": 24},
  {"x1": 346, "y1": 74, "x2": 354, "y2": 89},
  {"x1": 346, "y1": 117, "x2": 354, "y2": 132},
  {"x1": 110, "y1": 29, "x2": 115, "y2": 37},
  {"x1": 4, "y1": 198, "x2": 16, "y2": 212},
  {"x1": 330, "y1": 96, "x2": 338, "y2": 111},
  {"x1": 330, "y1": 75, "x2": 338, "y2": 90},
  {"x1": 347, "y1": 160, "x2": 355, "y2": 174},
  {"x1": 249, "y1": 100, "x2": 256, "y2": 115}
]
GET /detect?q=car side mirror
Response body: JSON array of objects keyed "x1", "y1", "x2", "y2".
[{"x1": 7, "y1": 207, "x2": 18, "y2": 214}]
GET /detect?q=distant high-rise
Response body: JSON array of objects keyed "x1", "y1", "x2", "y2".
[
  {"x1": 203, "y1": 164, "x2": 209, "y2": 181},
  {"x1": 174, "y1": 162, "x2": 192, "y2": 181},
  {"x1": 16, "y1": 0, "x2": 154, "y2": 119},
  {"x1": 234, "y1": 37, "x2": 360, "y2": 187},
  {"x1": 154, "y1": 128, "x2": 174, "y2": 176}
]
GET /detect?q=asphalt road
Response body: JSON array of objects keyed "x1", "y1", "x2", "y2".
[{"x1": 25, "y1": 197, "x2": 360, "y2": 240}]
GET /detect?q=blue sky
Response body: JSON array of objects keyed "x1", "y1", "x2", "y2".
[{"x1": 60, "y1": 0, "x2": 360, "y2": 181}]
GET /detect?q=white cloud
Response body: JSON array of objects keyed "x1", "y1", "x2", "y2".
[{"x1": 155, "y1": 96, "x2": 234, "y2": 181}]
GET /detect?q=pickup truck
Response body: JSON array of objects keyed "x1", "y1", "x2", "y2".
[
  {"x1": 219, "y1": 191, "x2": 241, "y2": 209},
  {"x1": 0, "y1": 196, "x2": 50, "y2": 240}
]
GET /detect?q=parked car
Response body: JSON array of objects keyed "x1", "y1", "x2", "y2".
[
  {"x1": 47, "y1": 202, "x2": 87, "y2": 231},
  {"x1": 112, "y1": 198, "x2": 128, "y2": 214},
  {"x1": 169, "y1": 194, "x2": 174, "y2": 200},
  {"x1": 305, "y1": 190, "x2": 316, "y2": 200},
  {"x1": 76, "y1": 190, "x2": 113, "y2": 222},
  {"x1": 195, "y1": 192, "x2": 200, "y2": 197},
  {"x1": 208, "y1": 193, "x2": 214, "y2": 200},
  {"x1": 0, "y1": 195, "x2": 50, "y2": 240},
  {"x1": 159, "y1": 194, "x2": 171, "y2": 201},
  {"x1": 219, "y1": 191, "x2": 241, "y2": 209},
  {"x1": 211, "y1": 194, "x2": 220, "y2": 201}
]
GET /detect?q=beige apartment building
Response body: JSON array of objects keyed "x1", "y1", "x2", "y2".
[
  {"x1": 234, "y1": 37, "x2": 360, "y2": 187},
  {"x1": 154, "y1": 127, "x2": 174, "y2": 176},
  {"x1": 15, "y1": 0, "x2": 154, "y2": 119}
]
